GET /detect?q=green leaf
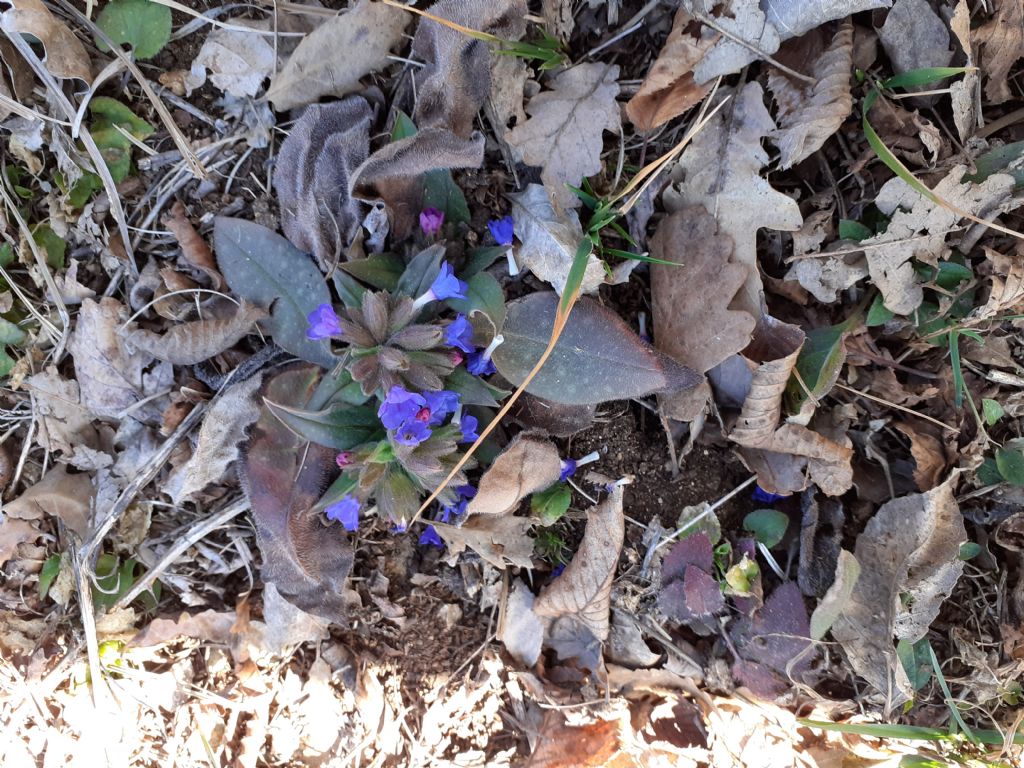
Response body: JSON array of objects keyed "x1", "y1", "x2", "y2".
[
  {"x1": 0, "y1": 317, "x2": 26, "y2": 347},
  {"x1": 982, "y1": 398, "x2": 1005, "y2": 426},
  {"x1": 308, "y1": 363, "x2": 370, "y2": 410},
  {"x1": 32, "y1": 224, "x2": 66, "y2": 269},
  {"x1": 39, "y1": 553, "x2": 62, "y2": 599},
  {"x1": 897, "y1": 637, "x2": 933, "y2": 691},
  {"x1": 532, "y1": 483, "x2": 572, "y2": 525},
  {"x1": 89, "y1": 98, "x2": 154, "y2": 182},
  {"x1": 445, "y1": 364, "x2": 504, "y2": 407},
  {"x1": 996, "y1": 444, "x2": 1024, "y2": 486},
  {"x1": 743, "y1": 509, "x2": 789, "y2": 548},
  {"x1": 958, "y1": 541, "x2": 981, "y2": 561},
  {"x1": 396, "y1": 244, "x2": 444, "y2": 299},
  {"x1": 838, "y1": 219, "x2": 873, "y2": 241},
  {"x1": 264, "y1": 400, "x2": 382, "y2": 451},
  {"x1": 0, "y1": 243, "x2": 13, "y2": 268},
  {"x1": 881, "y1": 66, "x2": 970, "y2": 91},
  {"x1": 340, "y1": 252, "x2": 404, "y2": 292},
  {"x1": 725, "y1": 555, "x2": 759, "y2": 594},
  {"x1": 332, "y1": 269, "x2": 366, "y2": 310},
  {"x1": 461, "y1": 246, "x2": 507, "y2": 279},
  {"x1": 423, "y1": 170, "x2": 470, "y2": 226},
  {"x1": 866, "y1": 294, "x2": 895, "y2": 326},
  {"x1": 446, "y1": 271, "x2": 507, "y2": 334},
  {"x1": 96, "y1": 0, "x2": 172, "y2": 59},
  {"x1": 391, "y1": 110, "x2": 417, "y2": 141},
  {"x1": 492, "y1": 292, "x2": 701, "y2": 405},
  {"x1": 962, "y1": 140, "x2": 1024, "y2": 189},
  {"x1": 784, "y1": 317, "x2": 857, "y2": 413},
  {"x1": 93, "y1": 554, "x2": 158, "y2": 610},
  {"x1": 560, "y1": 238, "x2": 595, "y2": 313},
  {"x1": 977, "y1": 457, "x2": 1002, "y2": 486},
  {"x1": 89, "y1": 97, "x2": 155, "y2": 139},
  {"x1": 214, "y1": 218, "x2": 336, "y2": 368}
]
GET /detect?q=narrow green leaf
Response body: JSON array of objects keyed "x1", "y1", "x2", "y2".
[
  {"x1": 39, "y1": 554, "x2": 62, "y2": 599},
  {"x1": 560, "y1": 238, "x2": 595, "y2": 315},
  {"x1": 881, "y1": 66, "x2": 970, "y2": 90},
  {"x1": 866, "y1": 294, "x2": 895, "y2": 326},
  {"x1": 838, "y1": 219, "x2": 873, "y2": 241},
  {"x1": 962, "y1": 140, "x2": 1024, "y2": 188}
]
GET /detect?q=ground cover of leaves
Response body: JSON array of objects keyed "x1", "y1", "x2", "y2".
[{"x1": 2, "y1": 0, "x2": 1024, "y2": 766}]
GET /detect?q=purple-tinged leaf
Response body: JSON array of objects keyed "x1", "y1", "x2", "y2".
[
  {"x1": 239, "y1": 364, "x2": 352, "y2": 623},
  {"x1": 657, "y1": 580, "x2": 694, "y2": 624},
  {"x1": 662, "y1": 532, "x2": 714, "y2": 584},
  {"x1": 683, "y1": 565, "x2": 725, "y2": 617},
  {"x1": 491, "y1": 292, "x2": 702, "y2": 405},
  {"x1": 732, "y1": 659, "x2": 788, "y2": 699},
  {"x1": 730, "y1": 581, "x2": 814, "y2": 678}
]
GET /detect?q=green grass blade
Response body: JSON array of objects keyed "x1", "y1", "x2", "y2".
[
  {"x1": 798, "y1": 719, "x2": 949, "y2": 741},
  {"x1": 927, "y1": 641, "x2": 979, "y2": 745},
  {"x1": 560, "y1": 238, "x2": 595, "y2": 315},
  {"x1": 882, "y1": 67, "x2": 970, "y2": 90}
]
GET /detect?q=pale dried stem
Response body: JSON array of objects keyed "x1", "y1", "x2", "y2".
[{"x1": 834, "y1": 382, "x2": 958, "y2": 433}]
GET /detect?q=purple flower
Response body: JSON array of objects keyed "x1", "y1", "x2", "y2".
[
  {"x1": 488, "y1": 215, "x2": 514, "y2": 246},
  {"x1": 457, "y1": 484, "x2": 477, "y2": 500},
  {"x1": 395, "y1": 419, "x2": 432, "y2": 446},
  {"x1": 439, "y1": 484, "x2": 476, "y2": 522},
  {"x1": 445, "y1": 314, "x2": 474, "y2": 353},
  {"x1": 459, "y1": 414, "x2": 479, "y2": 443},
  {"x1": 325, "y1": 495, "x2": 360, "y2": 531},
  {"x1": 378, "y1": 386, "x2": 426, "y2": 430},
  {"x1": 467, "y1": 351, "x2": 496, "y2": 377},
  {"x1": 391, "y1": 522, "x2": 407, "y2": 534},
  {"x1": 419, "y1": 525, "x2": 444, "y2": 548},
  {"x1": 752, "y1": 486, "x2": 789, "y2": 504},
  {"x1": 336, "y1": 451, "x2": 354, "y2": 468},
  {"x1": 306, "y1": 303, "x2": 343, "y2": 341},
  {"x1": 428, "y1": 262, "x2": 467, "y2": 302},
  {"x1": 559, "y1": 459, "x2": 577, "y2": 482},
  {"x1": 419, "y1": 207, "x2": 444, "y2": 236},
  {"x1": 422, "y1": 390, "x2": 460, "y2": 425}
]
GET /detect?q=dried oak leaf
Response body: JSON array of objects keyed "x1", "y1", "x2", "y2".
[
  {"x1": 274, "y1": 97, "x2": 372, "y2": 268},
  {"x1": 506, "y1": 63, "x2": 621, "y2": 212},
  {"x1": 863, "y1": 166, "x2": 1017, "y2": 315},
  {"x1": 4, "y1": 464, "x2": 92, "y2": 538},
  {"x1": 730, "y1": 318, "x2": 853, "y2": 496},
  {"x1": 0, "y1": 518, "x2": 38, "y2": 568},
  {"x1": 979, "y1": 245, "x2": 1024, "y2": 318},
  {"x1": 975, "y1": 0, "x2": 1023, "y2": 104},
  {"x1": 768, "y1": 20, "x2": 853, "y2": 169},
  {"x1": 123, "y1": 301, "x2": 266, "y2": 365},
  {"x1": 650, "y1": 205, "x2": 754, "y2": 421},
  {"x1": 466, "y1": 434, "x2": 562, "y2": 517},
  {"x1": 162, "y1": 201, "x2": 222, "y2": 289},
  {"x1": 508, "y1": 183, "x2": 605, "y2": 296},
  {"x1": 265, "y1": 0, "x2": 408, "y2": 111},
  {"x1": 239, "y1": 364, "x2": 352, "y2": 623},
  {"x1": 25, "y1": 367, "x2": 101, "y2": 464},
  {"x1": 831, "y1": 478, "x2": 965, "y2": 711},
  {"x1": 1, "y1": 0, "x2": 92, "y2": 83},
  {"x1": 433, "y1": 515, "x2": 535, "y2": 570},
  {"x1": 664, "y1": 83, "x2": 802, "y2": 318},
  {"x1": 625, "y1": 8, "x2": 717, "y2": 132},
  {"x1": 534, "y1": 487, "x2": 625, "y2": 669},
  {"x1": 130, "y1": 609, "x2": 235, "y2": 647}
]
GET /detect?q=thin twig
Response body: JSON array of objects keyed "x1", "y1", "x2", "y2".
[{"x1": 833, "y1": 382, "x2": 959, "y2": 432}]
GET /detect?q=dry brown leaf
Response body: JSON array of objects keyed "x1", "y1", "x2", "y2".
[
  {"x1": 664, "y1": 83, "x2": 802, "y2": 318},
  {"x1": 509, "y1": 184, "x2": 606, "y2": 295},
  {"x1": 433, "y1": 515, "x2": 535, "y2": 569},
  {"x1": 506, "y1": 63, "x2": 621, "y2": 212},
  {"x1": 166, "y1": 373, "x2": 264, "y2": 504},
  {"x1": 487, "y1": 52, "x2": 528, "y2": 139},
  {"x1": 25, "y1": 367, "x2": 100, "y2": 461},
  {"x1": 687, "y1": 0, "x2": 781, "y2": 83},
  {"x1": 785, "y1": 251, "x2": 869, "y2": 305},
  {"x1": 499, "y1": 578, "x2": 545, "y2": 666},
  {"x1": 4, "y1": 464, "x2": 92, "y2": 537},
  {"x1": 1, "y1": 0, "x2": 92, "y2": 83},
  {"x1": 534, "y1": 487, "x2": 624, "y2": 667},
  {"x1": 466, "y1": 434, "x2": 562, "y2": 516},
  {"x1": 974, "y1": 0, "x2": 1023, "y2": 104},
  {"x1": 265, "y1": 0, "x2": 408, "y2": 111},
  {"x1": 188, "y1": 26, "x2": 275, "y2": 98},
  {"x1": 624, "y1": 8, "x2": 716, "y2": 132},
  {"x1": 863, "y1": 166, "x2": 1017, "y2": 315},
  {"x1": 894, "y1": 421, "x2": 947, "y2": 491},
  {"x1": 540, "y1": 0, "x2": 573, "y2": 41},
  {"x1": 0, "y1": 518, "x2": 38, "y2": 568},
  {"x1": 123, "y1": 301, "x2": 266, "y2": 365},
  {"x1": 162, "y1": 201, "x2": 223, "y2": 289},
  {"x1": 730, "y1": 319, "x2": 853, "y2": 496},
  {"x1": 949, "y1": 0, "x2": 979, "y2": 142},
  {"x1": 70, "y1": 297, "x2": 153, "y2": 419},
  {"x1": 831, "y1": 478, "x2": 965, "y2": 711},
  {"x1": 650, "y1": 205, "x2": 754, "y2": 421},
  {"x1": 769, "y1": 20, "x2": 853, "y2": 169},
  {"x1": 980, "y1": 245, "x2": 1024, "y2": 318}
]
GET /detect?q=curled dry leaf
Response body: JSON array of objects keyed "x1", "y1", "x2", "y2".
[
  {"x1": 25, "y1": 367, "x2": 99, "y2": 460},
  {"x1": 894, "y1": 421, "x2": 948, "y2": 491},
  {"x1": 831, "y1": 478, "x2": 966, "y2": 710},
  {"x1": 979, "y1": 245, "x2": 1024, "y2": 318},
  {"x1": 466, "y1": 434, "x2": 562, "y2": 517},
  {"x1": 534, "y1": 487, "x2": 625, "y2": 669},
  {"x1": 864, "y1": 166, "x2": 1017, "y2": 315},
  {"x1": 625, "y1": 8, "x2": 716, "y2": 132},
  {"x1": 975, "y1": 0, "x2": 1023, "y2": 104},
  {"x1": 506, "y1": 63, "x2": 621, "y2": 212},
  {"x1": 433, "y1": 515, "x2": 535, "y2": 570},
  {"x1": 809, "y1": 549, "x2": 860, "y2": 641},
  {"x1": 508, "y1": 183, "x2": 605, "y2": 296},
  {"x1": 664, "y1": 83, "x2": 802, "y2": 318},
  {"x1": 123, "y1": 301, "x2": 267, "y2": 365},
  {"x1": 730, "y1": 318, "x2": 853, "y2": 496},
  {"x1": 265, "y1": 0, "x2": 408, "y2": 111},
  {"x1": 768, "y1": 20, "x2": 853, "y2": 170},
  {"x1": 785, "y1": 250, "x2": 869, "y2": 305},
  {"x1": 949, "y1": 0, "x2": 978, "y2": 142},
  {"x1": 4, "y1": 463, "x2": 92, "y2": 538},
  {"x1": 239, "y1": 365, "x2": 352, "y2": 623},
  {"x1": 162, "y1": 201, "x2": 223, "y2": 289},
  {"x1": 1, "y1": 0, "x2": 93, "y2": 83},
  {"x1": 498, "y1": 578, "x2": 545, "y2": 666},
  {"x1": 165, "y1": 373, "x2": 264, "y2": 505},
  {"x1": 650, "y1": 205, "x2": 754, "y2": 421},
  {"x1": 130, "y1": 609, "x2": 236, "y2": 647},
  {"x1": 493, "y1": 292, "x2": 702, "y2": 406},
  {"x1": 274, "y1": 97, "x2": 372, "y2": 268}
]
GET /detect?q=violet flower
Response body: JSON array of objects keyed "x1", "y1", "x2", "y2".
[
  {"x1": 419, "y1": 525, "x2": 444, "y2": 548},
  {"x1": 459, "y1": 413, "x2": 479, "y2": 443},
  {"x1": 467, "y1": 334, "x2": 503, "y2": 377},
  {"x1": 411, "y1": 261, "x2": 467, "y2": 311},
  {"x1": 325, "y1": 495, "x2": 360, "y2": 531},
  {"x1": 487, "y1": 215, "x2": 519, "y2": 276},
  {"x1": 336, "y1": 451, "x2": 354, "y2": 468},
  {"x1": 306, "y1": 303, "x2": 343, "y2": 340},
  {"x1": 445, "y1": 314, "x2": 474, "y2": 353},
  {"x1": 560, "y1": 451, "x2": 601, "y2": 481},
  {"x1": 752, "y1": 486, "x2": 789, "y2": 504},
  {"x1": 395, "y1": 419, "x2": 432, "y2": 446},
  {"x1": 423, "y1": 390, "x2": 460, "y2": 425},
  {"x1": 378, "y1": 386, "x2": 426, "y2": 430},
  {"x1": 419, "y1": 207, "x2": 444, "y2": 236}
]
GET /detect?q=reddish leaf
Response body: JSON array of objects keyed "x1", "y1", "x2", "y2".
[
  {"x1": 661, "y1": 532, "x2": 713, "y2": 584},
  {"x1": 683, "y1": 565, "x2": 725, "y2": 617}
]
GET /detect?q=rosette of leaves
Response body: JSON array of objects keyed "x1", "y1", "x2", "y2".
[{"x1": 339, "y1": 290, "x2": 456, "y2": 395}]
